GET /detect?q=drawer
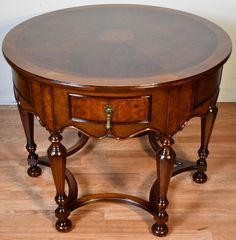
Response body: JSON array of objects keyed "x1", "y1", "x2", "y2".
[{"x1": 69, "y1": 94, "x2": 151, "y2": 124}]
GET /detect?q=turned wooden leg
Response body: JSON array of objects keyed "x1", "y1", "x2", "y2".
[
  {"x1": 18, "y1": 105, "x2": 41, "y2": 177},
  {"x1": 47, "y1": 133, "x2": 72, "y2": 232},
  {"x1": 193, "y1": 106, "x2": 218, "y2": 183},
  {"x1": 151, "y1": 136, "x2": 176, "y2": 237}
]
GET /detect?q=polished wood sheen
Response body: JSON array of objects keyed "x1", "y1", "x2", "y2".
[
  {"x1": 2, "y1": 4, "x2": 232, "y2": 237},
  {"x1": 1, "y1": 104, "x2": 236, "y2": 240}
]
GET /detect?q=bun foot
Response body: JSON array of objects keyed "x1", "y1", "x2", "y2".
[
  {"x1": 193, "y1": 172, "x2": 207, "y2": 184},
  {"x1": 56, "y1": 219, "x2": 72, "y2": 232},
  {"x1": 152, "y1": 223, "x2": 168, "y2": 237},
  {"x1": 27, "y1": 165, "x2": 42, "y2": 177}
]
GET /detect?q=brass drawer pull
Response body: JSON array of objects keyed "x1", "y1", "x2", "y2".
[{"x1": 104, "y1": 105, "x2": 114, "y2": 129}]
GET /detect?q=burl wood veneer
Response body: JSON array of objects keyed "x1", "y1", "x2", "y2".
[{"x1": 2, "y1": 4, "x2": 231, "y2": 237}]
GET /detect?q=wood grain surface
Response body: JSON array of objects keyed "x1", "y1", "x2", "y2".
[
  {"x1": 0, "y1": 103, "x2": 235, "y2": 240},
  {"x1": 2, "y1": 5, "x2": 231, "y2": 87}
]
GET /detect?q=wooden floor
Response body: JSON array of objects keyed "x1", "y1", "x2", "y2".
[{"x1": 0, "y1": 103, "x2": 236, "y2": 240}]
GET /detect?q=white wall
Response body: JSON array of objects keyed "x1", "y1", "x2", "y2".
[{"x1": 1, "y1": 0, "x2": 236, "y2": 104}]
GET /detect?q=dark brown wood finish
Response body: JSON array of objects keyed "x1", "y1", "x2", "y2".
[
  {"x1": 2, "y1": 4, "x2": 232, "y2": 237},
  {"x1": 17, "y1": 104, "x2": 42, "y2": 177},
  {"x1": 47, "y1": 133, "x2": 73, "y2": 231},
  {"x1": 193, "y1": 106, "x2": 218, "y2": 183}
]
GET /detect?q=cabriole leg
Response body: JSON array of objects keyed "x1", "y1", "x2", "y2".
[
  {"x1": 193, "y1": 106, "x2": 218, "y2": 183},
  {"x1": 151, "y1": 136, "x2": 176, "y2": 237},
  {"x1": 47, "y1": 133, "x2": 72, "y2": 232},
  {"x1": 18, "y1": 105, "x2": 41, "y2": 177}
]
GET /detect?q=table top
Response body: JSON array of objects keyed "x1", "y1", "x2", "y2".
[{"x1": 2, "y1": 4, "x2": 232, "y2": 88}]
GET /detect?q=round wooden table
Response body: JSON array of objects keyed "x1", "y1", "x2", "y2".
[{"x1": 2, "y1": 4, "x2": 232, "y2": 237}]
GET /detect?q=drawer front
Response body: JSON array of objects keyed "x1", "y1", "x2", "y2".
[{"x1": 69, "y1": 94, "x2": 151, "y2": 124}]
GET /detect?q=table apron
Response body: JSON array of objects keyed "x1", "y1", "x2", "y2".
[{"x1": 12, "y1": 67, "x2": 222, "y2": 138}]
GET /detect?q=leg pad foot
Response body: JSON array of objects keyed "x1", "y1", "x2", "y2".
[
  {"x1": 193, "y1": 172, "x2": 207, "y2": 184},
  {"x1": 27, "y1": 165, "x2": 42, "y2": 177},
  {"x1": 56, "y1": 219, "x2": 72, "y2": 232},
  {"x1": 152, "y1": 223, "x2": 168, "y2": 237}
]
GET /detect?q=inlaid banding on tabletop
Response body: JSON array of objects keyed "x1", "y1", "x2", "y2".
[{"x1": 2, "y1": 4, "x2": 232, "y2": 236}]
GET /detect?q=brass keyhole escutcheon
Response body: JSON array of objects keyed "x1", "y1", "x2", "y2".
[{"x1": 104, "y1": 105, "x2": 114, "y2": 130}]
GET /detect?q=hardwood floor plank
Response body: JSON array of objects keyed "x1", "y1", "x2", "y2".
[{"x1": 0, "y1": 103, "x2": 236, "y2": 239}]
